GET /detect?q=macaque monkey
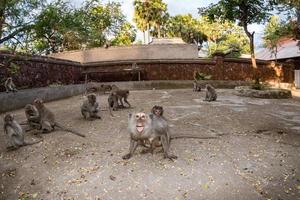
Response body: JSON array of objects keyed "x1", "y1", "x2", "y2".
[
  {"x1": 141, "y1": 105, "x2": 219, "y2": 154},
  {"x1": 108, "y1": 92, "x2": 119, "y2": 116},
  {"x1": 122, "y1": 112, "x2": 177, "y2": 160},
  {"x1": 114, "y1": 90, "x2": 131, "y2": 108},
  {"x1": 4, "y1": 77, "x2": 18, "y2": 93},
  {"x1": 204, "y1": 84, "x2": 217, "y2": 102},
  {"x1": 24, "y1": 104, "x2": 41, "y2": 130},
  {"x1": 33, "y1": 99, "x2": 85, "y2": 137},
  {"x1": 3, "y1": 114, "x2": 42, "y2": 150},
  {"x1": 81, "y1": 93, "x2": 101, "y2": 120},
  {"x1": 193, "y1": 81, "x2": 201, "y2": 92}
]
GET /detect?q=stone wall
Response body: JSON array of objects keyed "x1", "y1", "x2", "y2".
[
  {"x1": 0, "y1": 51, "x2": 295, "y2": 94},
  {"x1": 84, "y1": 57, "x2": 295, "y2": 83},
  {"x1": 0, "y1": 84, "x2": 86, "y2": 113},
  {"x1": 0, "y1": 52, "x2": 83, "y2": 92}
]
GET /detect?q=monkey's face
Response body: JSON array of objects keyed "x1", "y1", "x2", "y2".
[
  {"x1": 33, "y1": 99, "x2": 44, "y2": 109},
  {"x1": 4, "y1": 114, "x2": 14, "y2": 123},
  {"x1": 134, "y1": 112, "x2": 147, "y2": 133},
  {"x1": 152, "y1": 106, "x2": 163, "y2": 116},
  {"x1": 88, "y1": 94, "x2": 96, "y2": 103}
]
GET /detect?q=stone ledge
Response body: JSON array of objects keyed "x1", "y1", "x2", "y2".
[{"x1": 235, "y1": 86, "x2": 292, "y2": 99}]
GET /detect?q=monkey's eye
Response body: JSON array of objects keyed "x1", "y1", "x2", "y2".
[
  {"x1": 135, "y1": 115, "x2": 140, "y2": 119},
  {"x1": 141, "y1": 115, "x2": 146, "y2": 119}
]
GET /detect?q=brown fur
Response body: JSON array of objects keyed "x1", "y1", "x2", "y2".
[{"x1": 33, "y1": 99, "x2": 85, "y2": 137}]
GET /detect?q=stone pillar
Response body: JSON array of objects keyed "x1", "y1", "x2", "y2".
[
  {"x1": 283, "y1": 59, "x2": 295, "y2": 83},
  {"x1": 214, "y1": 54, "x2": 225, "y2": 80}
]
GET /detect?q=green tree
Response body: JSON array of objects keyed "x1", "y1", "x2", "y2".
[
  {"x1": 199, "y1": 0, "x2": 273, "y2": 71},
  {"x1": 0, "y1": 0, "x2": 45, "y2": 45},
  {"x1": 165, "y1": 14, "x2": 206, "y2": 47},
  {"x1": 198, "y1": 16, "x2": 250, "y2": 56},
  {"x1": 32, "y1": 0, "x2": 74, "y2": 54},
  {"x1": 133, "y1": 0, "x2": 168, "y2": 42},
  {"x1": 272, "y1": 0, "x2": 300, "y2": 39},
  {"x1": 80, "y1": 0, "x2": 126, "y2": 48},
  {"x1": 263, "y1": 15, "x2": 295, "y2": 60},
  {"x1": 133, "y1": 0, "x2": 149, "y2": 43},
  {"x1": 111, "y1": 22, "x2": 136, "y2": 46}
]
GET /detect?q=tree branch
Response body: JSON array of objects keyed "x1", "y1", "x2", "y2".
[{"x1": 0, "y1": 25, "x2": 33, "y2": 44}]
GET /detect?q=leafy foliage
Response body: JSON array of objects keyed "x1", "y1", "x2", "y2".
[
  {"x1": 199, "y1": 0, "x2": 274, "y2": 68},
  {"x1": 198, "y1": 16, "x2": 250, "y2": 57},
  {"x1": 164, "y1": 14, "x2": 206, "y2": 47},
  {"x1": 0, "y1": 0, "x2": 45, "y2": 45},
  {"x1": 1, "y1": 0, "x2": 136, "y2": 54},
  {"x1": 263, "y1": 16, "x2": 295, "y2": 59},
  {"x1": 194, "y1": 71, "x2": 212, "y2": 81},
  {"x1": 133, "y1": 0, "x2": 168, "y2": 40}
]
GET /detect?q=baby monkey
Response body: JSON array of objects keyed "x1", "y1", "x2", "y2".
[
  {"x1": 81, "y1": 93, "x2": 101, "y2": 120},
  {"x1": 4, "y1": 77, "x2": 18, "y2": 93},
  {"x1": 204, "y1": 84, "x2": 217, "y2": 102},
  {"x1": 3, "y1": 114, "x2": 42, "y2": 150}
]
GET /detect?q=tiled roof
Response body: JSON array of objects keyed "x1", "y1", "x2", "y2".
[{"x1": 256, "y1": 39, "x2": 300, "y2": 60}]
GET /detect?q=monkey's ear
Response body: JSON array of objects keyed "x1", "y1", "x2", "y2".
[
  {"x1": 149, "y1": 113, "x2": 154, "y2": 119},
  {"x1": 128, "y1": 113, "x2": 132, "y2": 119}
]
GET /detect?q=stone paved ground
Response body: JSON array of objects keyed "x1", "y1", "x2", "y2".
[{"x1": 0, "y1": 89, "x2": 299, "y2": 200}]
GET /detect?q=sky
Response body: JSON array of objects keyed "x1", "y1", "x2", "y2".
[{"x1": 67, "y1": 0, "x2": 265, "y2": 48}]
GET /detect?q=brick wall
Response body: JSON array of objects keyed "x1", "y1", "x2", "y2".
[
  {"x1": 0, "y1": 52, "x2": 83, "y2": 92},
  {"x1": 0, "y1": 52, "x2": 295, "y2": 92}
]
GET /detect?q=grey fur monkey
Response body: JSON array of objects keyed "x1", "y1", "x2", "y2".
[
  {"x1": 108, "y1": 92, "x2": 119, "y2": 116},
  {"x1": 33, "y1": 99, "x2": 85, "y2": 137},
  {"x1": 204, "y1": 84, "x2": 217, "y2": 101},
  {"x1": 24, "y1": 104, "x2": 41, "y2": 130},
  {"x1": 81, "y1": 93, "x2": 101, "y2": 120},
  {"x1": 3, "y1": 114, "x2": 42, "y2": 150},
  {"x1": 4, "y1": 77, "x2": 18, "y2": 93},
  {"x1": 114, "y1": 90, "x2": 131, "y2": 108},
  {"x1": 193, "y1": 81, "x2": 201, "y2": 92},
  {"x1": 122, "y1": 112, "x2": 177, "y2": 160},
  {"x1": 141, "y1": 105, "x2": 219, "y2": 153}
]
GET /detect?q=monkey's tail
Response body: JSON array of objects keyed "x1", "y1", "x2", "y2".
[
  {"x1": 170, "y1": 135, "x2": 218, "y2": 140},
  {"x1": 54, "y1": 122, "x2": 86, "y2": 137},
  {"x1": 24, "y1": 139, "x2": 43, "y2": 146}
]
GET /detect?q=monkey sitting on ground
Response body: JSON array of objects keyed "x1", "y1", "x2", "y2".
[
  {"x1": 23, "y1": 104, "x2": 41, "y2": 130},
  {"x1": 193, "y1": 81, "x2": 201, "y2": 92},
  {"x1": 204, "y1": 84, "x2": 217, "y2": 102},
  {"x1": 81, "y1": 93, "x2": 101, "y2": 120},
  {"x1": 33, "y1": 99, "x2": 85, "y2": 137},
  {"x1": 3, "y1": 114, "x2": 42, "y2": 150},
  {"x1": 4, "y1": 77, "x2": 18, "y2": 93},
  {"x1": 122, "y1": 112, "x2": 177, "y2": 160}
]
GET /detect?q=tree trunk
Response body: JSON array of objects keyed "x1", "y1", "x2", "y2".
[
  {"x1": 143, "y1": 31, "x2": 146, "y2": 44},
  {"x1": 243, "y1": 23, "x2": 260, "y2": 84},
  {"x1": 157, "y1": 23, "x2": 161, "y2": 38},
  {"x1": 147, "y1": 23, "x2": 150, "y2": 44},
  {"x1": 243, "y1": 24, "x2": 257, "y2": 69},
  {"x1": 0, "y1": 0, "x2": 7, "y2": 39}
]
